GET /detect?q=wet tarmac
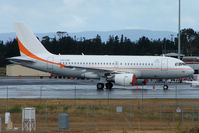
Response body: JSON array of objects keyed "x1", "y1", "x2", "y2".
[{"x1": 0, "y1": 78, "x2": 199, "y2": 99}]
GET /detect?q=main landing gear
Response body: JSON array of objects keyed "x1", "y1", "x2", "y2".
[
  {"x1": 97, "y1": 82, "x2": 113, "y2": 90},
  {"x1": 97, "y1": 83, "x2": 104, "y2": 90},
  {"x1": 105, "y1": 82, "x2": 113, "y2": 90}
]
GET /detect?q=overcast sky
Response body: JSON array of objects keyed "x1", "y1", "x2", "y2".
[{"x1": 0, "y1": 0, "x2": 199, "y2": 33}]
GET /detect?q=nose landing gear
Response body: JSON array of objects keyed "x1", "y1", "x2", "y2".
[{"x1": 163, "y1": 84, "x2": 168, "y2": 90}]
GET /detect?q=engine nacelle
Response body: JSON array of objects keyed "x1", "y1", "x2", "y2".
[{"x1": 114, "y1": 74, "x2": 136, "y2": 86}]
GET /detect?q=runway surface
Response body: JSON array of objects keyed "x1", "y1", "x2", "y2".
[{"x1": 0, "y1": 78, "x2": 199, "y2": 99}]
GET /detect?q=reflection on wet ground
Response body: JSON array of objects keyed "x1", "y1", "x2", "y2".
[{"x1": 0, "y1": 79, "x2": 198, "y2": 99}]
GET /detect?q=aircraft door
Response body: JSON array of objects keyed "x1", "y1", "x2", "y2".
[
  {"x1": 47, "y1": 57, "x2": 54, "y2": 73},
  {"x1": 161, "y1": 58, "x2": 168, "y2": 71}
]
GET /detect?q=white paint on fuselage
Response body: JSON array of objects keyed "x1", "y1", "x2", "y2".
[{"x1": 17, "y1": 54, "x2": 194, "y2": 79}]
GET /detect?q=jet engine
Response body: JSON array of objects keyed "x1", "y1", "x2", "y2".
[{"x1": 114, "y1": 74, "x2": 136, "y2": 86}]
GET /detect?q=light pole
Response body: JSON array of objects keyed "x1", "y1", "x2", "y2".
[{"x1": 178, "y1": 0, "x2": 181, "y2": 59}]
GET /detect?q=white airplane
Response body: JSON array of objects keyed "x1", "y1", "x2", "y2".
[{"x1": 9, "y1": 23, "x2": 194, "y2": 90}]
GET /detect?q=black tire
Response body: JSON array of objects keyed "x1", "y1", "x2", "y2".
[
  {"x1": 163, "y1": 85, "x2": 168, "y2": 90},
  {"x1": 97, "y1": 83, "x2": 104, "y2": 90},
  {"x1": 105, "y1": 82, "x2": 113, "y2": 90}
]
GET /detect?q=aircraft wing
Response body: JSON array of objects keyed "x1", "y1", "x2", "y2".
[
  {"x1": 64, "y1": 65, "x2": 116, "y2": 73},
  {"x1": 63, "y1": 65, "x2": 137, "y2": 76}
]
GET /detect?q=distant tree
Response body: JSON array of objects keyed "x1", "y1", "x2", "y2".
[
  {"x1": 57, "y1": 31, "x2": 68, "y2": 39},
  {"x1": 120, "y1": 34, "x2": 124, "y2": 44},
  {"x1": 0, "y1": 41, "x2": 5, "y2": 66},
  {"x1": 114, "y1": 35, "x2": 119, "y2": 44},
  {"x1": 181, "y1": 29, "x2": 199, "y2": 56},
  {"x1": 137, "y1": 36, "x2": 151, "y2": 55},
  {"x1": 0, "y1": 41, "x2": 4, "y2": 55},
  {"x1": 5, "y1": 39, "x2": 20, "y2": 57}
]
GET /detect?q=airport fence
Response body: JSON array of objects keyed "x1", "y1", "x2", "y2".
[{"x1": 0, "y1": 99, "x2": 199, "y2": 132}]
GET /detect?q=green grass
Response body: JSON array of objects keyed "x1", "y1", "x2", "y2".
[{"x1": 8, "y1": 104, "x2": 22, "y2": 113}]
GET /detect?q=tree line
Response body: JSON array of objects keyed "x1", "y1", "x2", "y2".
[{"x1": 0, "y1": 28, "x2": 199, "y2": 67}]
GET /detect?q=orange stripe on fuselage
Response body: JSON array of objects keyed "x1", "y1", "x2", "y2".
[{"x1": 17, "y1": 37, "x2": 64, "y2": 68}]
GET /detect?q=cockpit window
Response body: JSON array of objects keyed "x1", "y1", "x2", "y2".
[{"x1": 175, "y1": 62, "x2": 186, "y2": 66}]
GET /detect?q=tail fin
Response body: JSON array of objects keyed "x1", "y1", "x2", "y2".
[{"x1": 14, "y1": 22, "x2": 51, "y2": 56}]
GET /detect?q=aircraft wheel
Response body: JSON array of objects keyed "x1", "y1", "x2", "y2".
[
  {"x1": 97, "y1": 83, "x2": 104, "y2": 90},
  {"x1": 105, "y1": 82, "x2": 113, "y2": 90},
  {"x1": 163, "y1": 85, "x2": 168, "y2": 90}
]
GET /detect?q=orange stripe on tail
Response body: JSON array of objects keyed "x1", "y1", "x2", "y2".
[{"x1": 17, "y1": 37, "x2": 64, "y2": 68}]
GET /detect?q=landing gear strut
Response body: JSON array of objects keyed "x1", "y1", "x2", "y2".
[
  {"x1": 97, "y1": 83, "x2": 104, "y2": 90},
  {"x1": 105, "y1": 82, "x2": 113, "y2": 90}
]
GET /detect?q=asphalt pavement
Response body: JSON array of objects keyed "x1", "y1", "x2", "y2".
[{"x1": 0, "y1": 78, "x2": 198, "y2": 99}]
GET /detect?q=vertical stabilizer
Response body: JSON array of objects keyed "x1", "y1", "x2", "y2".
[{"x1": 14, "y1": 22, "x2": 51, "y2": 56}]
